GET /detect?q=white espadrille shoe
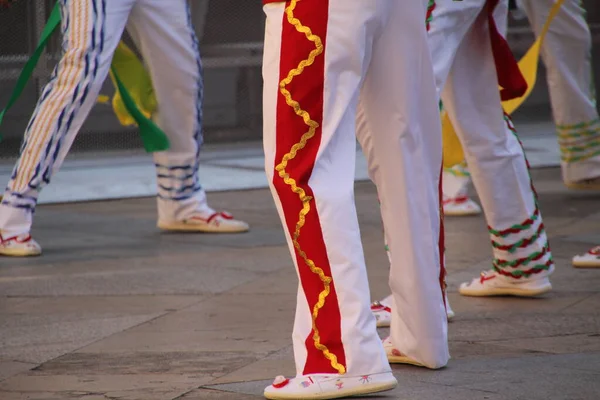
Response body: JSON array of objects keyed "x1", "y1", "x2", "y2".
[
  {"x1": 459, "y1": 268, "x2": 553, "y2": 297},
  {"x1": 371, "y1": 293, "x2": 454, "y2": 327},
  {"x1": 382, "y1": 336, "x2": 425, "y2": 367},
  {"x1": 442, "y1": 196, "x2": 482, "y2": 216},
  {"x1": 158, "y1": 211, "x2": 249, "y2": 233},
  {"x1": 0, "y1": 234, "x2": 42, "y2": 257},
  {"x1": 572, "y1": 246, "x2": 600, "y2": 268},
  {"x1": 263, "y1": 372, "x2": 397, "y2": 400},
  {"x1": 370, "y1": 300, "x2": 392, "y2": 328}
]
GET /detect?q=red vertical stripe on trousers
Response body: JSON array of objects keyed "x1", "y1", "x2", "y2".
[
  {"x1": 427, "y1": 0, "x2": 446, "y2": 311},
  {"x1": 272, "y1": 0, "x2": 347, "y2": 375},
  {"x1": 438, "y1": 164, "x2": 447, "y2": 309}
]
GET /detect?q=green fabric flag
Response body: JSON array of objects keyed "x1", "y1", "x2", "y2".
[
  {"x1": 109, "y1": 42, "x2": 158, "y2": 127},
  {"x1": 0, "y1": 3, "x2": 61, "y2": 130},
  {"x1": 111, "y1": 67, "x2": 169, "y2": 152},
  {"x1": 0, "y1": 2, "x2": 170, "y2": 152}
]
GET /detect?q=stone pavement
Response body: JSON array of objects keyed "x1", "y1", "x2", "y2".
[{"x1": 0, "y1": 168, "x2": 600, "y2": 400}]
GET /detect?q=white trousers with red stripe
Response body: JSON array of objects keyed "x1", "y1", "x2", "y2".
[
  {"x1": 431, "y1": 0, "x2": 553, "y2": 280},
  {"x1": 263, "y1": 0, "x2": 449, "y2": 374},
  {"x1": 519, "y1": 0, "x2": 600, "y2": 183},
  {"x1": 0, "y1": 0, "x2": 209, "y2": 238}
]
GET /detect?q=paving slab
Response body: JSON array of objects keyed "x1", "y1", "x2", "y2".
[
  {"x1": 0, "y1": 313, "x2": 162, "y2": 364},
  {"x1": 0, "y1": 166, "x2": 599, "y2": 400},
  {"x1": 490, "y1": 333, "x2": 600, "y2": 354},
  {"x1": 0, "y1": 360, "x2": 36, "y2": 383},
  {"x1": 0, "y1": 373, "x2": 202, "y2": 400},
  {"x1": 209, "y1": 346, "x2": 296, "y2": 385}
]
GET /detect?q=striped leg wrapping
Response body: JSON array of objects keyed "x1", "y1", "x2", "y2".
[{"x1": 557, "y1": 118, "x2": 600, "y2": 164}]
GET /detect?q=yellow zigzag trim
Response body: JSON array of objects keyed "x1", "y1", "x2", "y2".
[{"x1": 275, "y1": 0, "x2": 345, "y2": 375}]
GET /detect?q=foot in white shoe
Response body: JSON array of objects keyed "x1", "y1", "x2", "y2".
[
  {"x1": 443, "y1": 196, "x2": 481, "y2": 216},
  {"x1": 372, "y1": 294, "x2": 454, "y2": 326},
  {"x1": 370, "y1": 301, "x2": 391, "y2": 328},
  {"x1": 158, "y1": 211, "x2": 249, "y2": 233},
  {"x1": 263, "y1": 372, "x2": 397, "y2": 400},
  {"x1": 459, "y1": 269, "x2": 552, "y2": 297},
  {"x1": 0, "y1": 234, "x2": 42, "y2": 257},
  {"x1": 382, "y1": 336, "x2": 425, "y2": 367},
  {"x1": 572, "y1": 246, "x2": 600, "y2": 268},
  {"x1": 383, "y1": 337, "x2": 448, "y2": 369}
]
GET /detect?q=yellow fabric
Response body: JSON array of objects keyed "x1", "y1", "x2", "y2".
[
  {"x1": 502, "y1": 0, "x2": 564, "y2": 114},
  {"x1": 442, "y1": 110, "x2": 465, "y2": 167},
  {"x1": 99, "y1": 41, "x2": 157, "y2": 127},
  {"x1": 443, "y1": 0, "x2": 565, "y2": 168}
]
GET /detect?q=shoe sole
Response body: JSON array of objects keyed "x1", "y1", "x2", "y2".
[
  {"x1": 387, "y1": 355, "x2": 426, "y2": 367},
  {"x1": 443, "y1": 209, "x2": 481, "y2": 217},
  {"x1": 376, "y1": 320, "x2": 390, "y2": 328},
  {"x1": 459, "y1": 283, "x2": 552, "y2": 297},
  {"x1": 264, "y1": 380, "x2": 397, "y2": 400},
  {"x1": 0, "y1": 249, "x2": 42, "y2": 257},
  {"x1": 564, "y1": 182, "x2": 600, "y2": 190},
  {"x1": 572, "y1": 261, "x2": 600, "y2": 268},
  {"x1": 157, "y1": 222, "x2": 249, "y2": 233}
]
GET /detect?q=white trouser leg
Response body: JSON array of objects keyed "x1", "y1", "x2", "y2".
[
  {"x1": 520, "y1": 0, "x2": 600, "y2": 182},
  {"x1": 432, "y1": 0, "x2": 507, "y2": 199},
  {"x1": 428, "y1": 0, "x2": 486, "y2": 99},
  {"x1": 357, "y1": 2, "x2": 450, "y2": 369},
  {"x1": 264, "y1": 0, "x2": 402, "y2": 377},
  {"x1": 430, "y1": 0, "x2": 479, "y2": 203},
  {"x1": 126, "y1": 0, "x2": 209, "y2": 222},
  {"x1": 440, "y1": 5, "x2": 554, "y2": 281},
  {"x1": 361, "y1": 1, "x2": 449, "y2": 368},
  {"x1": 0, "y1": 0, "x2": 134, "y2": 237}
]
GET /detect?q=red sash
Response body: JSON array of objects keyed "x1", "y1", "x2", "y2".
[{"x1": 487, "y1": 0, "x2": 528, "y2": 100}]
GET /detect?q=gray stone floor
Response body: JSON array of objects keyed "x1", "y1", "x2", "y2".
[{"x1": 1, "y1": 168, "x2": 600, "y2": 399}]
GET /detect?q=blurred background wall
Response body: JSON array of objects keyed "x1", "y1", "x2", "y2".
[{"x1": 0, "y1": 0, "x2": 598, "y2": 161}]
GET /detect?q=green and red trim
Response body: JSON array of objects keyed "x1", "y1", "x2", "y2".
[
  {"x1": 487, "y1": 114, "x2": 554, "y2": 278},
  {"x1": 488, "y1": 207, "x2": 540, "y2": 237},
  {"x1": 426, "y1": 0, "x2": 436, "y2": 31},
  {"x1": 491, "y1": 222, "x2": 545, "y2": 254},
  {"x1": 557, "y1": 118, "x2": 600, "y2": 163},
  {"x1": 494, "y1": 243, "x2": 550, "y2": 268},
  {"x1": 493, "y1": 259, "x2": 553, "y2": 279}
]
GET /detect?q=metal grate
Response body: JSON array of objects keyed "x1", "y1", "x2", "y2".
[{"x1": 0, "y1": 0, "x2": 265, "y2": 162}]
